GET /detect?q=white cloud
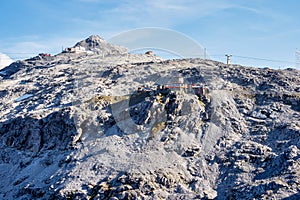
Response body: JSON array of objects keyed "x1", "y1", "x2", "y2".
[
  {"x1": 77, "y1": 0, "x2": 100, "y2": 2},
  {"x1": 0, "y1": 34, "x2": 91, "y2": 60},
  {"x1": 1, "y1": 41, "x2": 47, "y2": 60},
  {"x1": 148, "y1": 0, "x2": 188, "y2": 11},
  {"x1": 0, "y1": 53, "x2": 14, "y2": 69},
  {"x1": 64, "y1": 0, "x2": 236, "y2": 35},
  {"x1": 108, "y1": 0, "x2": 232, "y2": 26}
]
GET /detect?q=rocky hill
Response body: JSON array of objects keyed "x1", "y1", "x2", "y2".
[{"x1": 0, "y1": 35, "x2": 299, "y2": 199}]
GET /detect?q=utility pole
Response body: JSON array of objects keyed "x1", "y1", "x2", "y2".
[
  {"x1": 225, "y1": 54, "x2": 232, "y2": 65},
  {"x1": 204, "y1": 48, "x2": 207, "y2": 59}
]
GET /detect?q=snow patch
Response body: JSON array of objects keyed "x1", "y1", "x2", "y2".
[
  {"x1": 14, "y1": 94, "x2": 33, "y2": 102},
  {"x1": 0, "y1": 53, "x2": 13, "y2": 69}
]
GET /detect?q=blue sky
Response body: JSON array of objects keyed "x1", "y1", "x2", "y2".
[{"x1": 0, "y1": 0, "x2": 300, "y2": 68}]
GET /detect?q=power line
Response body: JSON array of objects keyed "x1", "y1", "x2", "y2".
[
  {"x1": 231, "y1": 54, "x2": 299, "y2": 65},
  {"x1": 1, "y1": 51, "x2": 300, "y2": 65},
  {"x1": 208, "y1": 54, "x2": 300, "y2": 66}
]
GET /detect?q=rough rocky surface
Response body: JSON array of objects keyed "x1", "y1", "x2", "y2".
[{"x1": 0, "y1": 35, "x2": 300, "y2": 199}]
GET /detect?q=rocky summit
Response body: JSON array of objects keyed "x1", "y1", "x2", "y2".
[{"x1": 0, "y1": 35, "x2": 300, "y2": 199}]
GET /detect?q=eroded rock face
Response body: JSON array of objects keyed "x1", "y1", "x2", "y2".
[
  {"x1": 0, "y1": 36, "x2": 300, "y2": 199},
  {"x1": 0, "y1": 109, "x2": 76, "y2": 151},
  {"x1": 74, "y1": 35, "x2": 128, "y2": 55}
]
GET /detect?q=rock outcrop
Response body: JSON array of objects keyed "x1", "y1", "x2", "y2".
[{"x1": 74, "y1": 35, "x2": 128, "y2": 55}]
